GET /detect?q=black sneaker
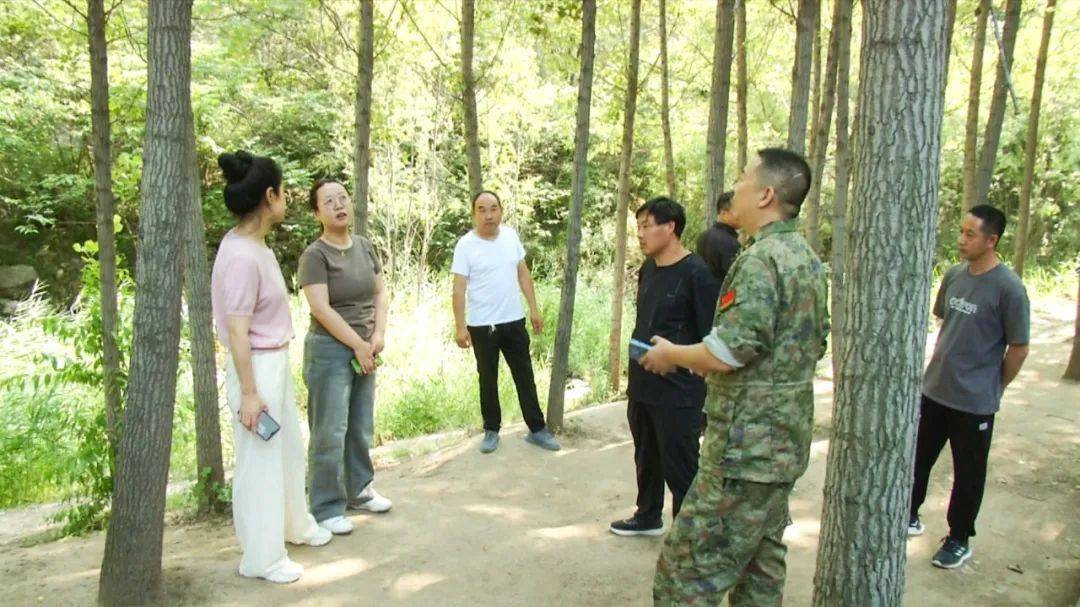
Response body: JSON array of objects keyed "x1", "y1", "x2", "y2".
[
  {"x1": 609, "y1": 517, "x2": 664, "y2": 537},
  {"x1": 907, "y1": 515, "x2": 925, "y2": 537},
  {"x1": 931, "y1": 537, "x2": 972, "y2": 569}
]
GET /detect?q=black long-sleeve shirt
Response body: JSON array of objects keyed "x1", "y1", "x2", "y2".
[
  {"x1": 696, "y1": 221, "x2": 741, "y2": 285},
  {"x1": 627, "y1": 253, "x2": 721, "y2": 408}
]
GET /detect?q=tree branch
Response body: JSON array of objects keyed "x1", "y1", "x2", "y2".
[
  {"x1": 319, "y1": 0, "x2": 358, "y2": 57},
  {"x1": 401, "y1": 0, "x2": 451, "y2": 71}
]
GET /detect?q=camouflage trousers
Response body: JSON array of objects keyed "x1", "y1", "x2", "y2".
[{"x1": 653, "y1": 476, "x2": 794, "y2": 606}]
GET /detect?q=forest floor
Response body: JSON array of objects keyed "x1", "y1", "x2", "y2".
[{"x1": 2, "y1": 295, "x2": 1077, "y2": 606}]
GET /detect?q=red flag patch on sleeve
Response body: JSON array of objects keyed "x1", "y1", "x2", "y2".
[{"x1": 720, "y1": 289, "x2": 735, "y2": 312}]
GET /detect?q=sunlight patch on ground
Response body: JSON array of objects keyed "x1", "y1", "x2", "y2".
[
  {"x1": 527, "y1": 523, "x2": 594, "y2": 541},
  {"x1": 301, "y1": 557, "x2": 375, "y2": 585},
  {"x1": 784, "y1": 518, "x2": 820, "y2": 548},
  {"x1": 390, "y1": 571, "x2": 446, "y2": 597},
  {"x1": 462, "y1": 503, "x2": 528, "y2": 522}
]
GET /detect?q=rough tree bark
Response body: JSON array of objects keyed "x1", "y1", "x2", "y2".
[
  {"x1": 974, "y1": 0, "x2": 1022, "y2": 208},
  {"x1": 961, "y1": 0, "x2": 991, "y2": 212},
  {"x1": 1014, "y1": 0, "x2": 1055, "y2": 277},
  {"x1": 546, "y1": 0, "x2": 596, "y2": 431},
  {"x1": 659, "y1": 0, "x2": 676, "y2": 199},
  {"x1": 735, "y1": 0, "x2": 748, "y2": 174},
  {"x1": 830, "y1": 0, "x2": 853, "y2": 382},
  {"x1": 182, "y1": 140, "x2": 224, "y2": 515},
  {"x1": 460, "y1": 0, "x2": 482, "y2": 197},
  {"x1": 812, "y1": 1, "x2": 949, "y2": 605},
  {"x1": 787, "y1": 0, "x2": 819, "y2": 155},
  {"x1": 87, "y1": 0, "x2": 123, "y2": 458},
  {"x1": 98, "y1": 0, "x2": 191, "y2": 603},
  {"x1": 805, "y1": 0, "x2": 849, "y2": 255},
  {"x1": 353, "y1": 0, "x2": 374, "y2": 235},
  {"x1": 704, "y1": 0, "x2": 736, "y2": 229},
  {"x1": 607, "y1": 0, "x2": 641, "y2": 394}
]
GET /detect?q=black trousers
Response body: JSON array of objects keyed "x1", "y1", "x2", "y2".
[
  {"x1": 467, "y1": 319, "x2": 546, "y2": 434},
  {"x1": 627, "y1": 399, "x2": 704, "y2": 523},
  {"x1": 910, "y1": 394, "x2": 995, "y2": 542}
]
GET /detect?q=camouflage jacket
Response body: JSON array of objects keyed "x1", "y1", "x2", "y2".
[{"x1": 700, "y1": 218, "x2": 829, "y2": 483}]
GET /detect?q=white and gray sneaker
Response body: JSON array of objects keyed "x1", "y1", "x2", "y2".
[
  {"x1": 318, "y1": 515, "x2": 354, "y2": 535},
  {"x1": 907, "y1": 515, "x2": 925, "y2": 537},
  {"x1": 931, "y1": 537, "x2": 972, "y2": 569},
  {"x1": 349, "y1": 483, "x2": 392, "y2": 513}
]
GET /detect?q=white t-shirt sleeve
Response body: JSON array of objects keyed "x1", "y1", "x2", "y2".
[
  {"x1": 450, "y1": 236, "x2": 470, "y2": 277},
  {"x1": 509, "y1": 227, "x2": 526, "y2": 262}
]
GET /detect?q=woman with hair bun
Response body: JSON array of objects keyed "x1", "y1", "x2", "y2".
[{"x1": 210, "y1": 150, "x2": 332, "y2": 584}]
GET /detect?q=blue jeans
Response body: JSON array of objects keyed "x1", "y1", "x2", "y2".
[{"x1": 303, "y1": 331, "x2": 376, "y2": 522}]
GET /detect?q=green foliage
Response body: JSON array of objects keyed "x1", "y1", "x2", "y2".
[{"x1": 0, "y1": 244, "x2": 129, "y2": 532}]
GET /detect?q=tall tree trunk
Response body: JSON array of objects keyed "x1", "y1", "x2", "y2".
[
  {"x1": 1064, "y1": 268, "x2": 1080, "y2": 381},
  {"x1": 808, "y1": 4, "x2": 823, "y2": 160},
  {"x1": 546, "y1": 0, "x2": 596, "y2": 431},
  {"x1": 182, "y1": 147, "x2": 224, "y2": 515},
  {"x1": 806, "y1": 0, "x2": 849, "y2": 255},
  {"x1": 735, "y1": 0, "x2": 748, "y2": 174},
  {"x1": 460, "y1": 0, "x2": 482, "y2": 197},
  {"x1": 354, "y1": 0, "x2": 374, "y2": 235},
  {"x1": 961, "y1": 0, "x2": 991, "y2": 212},
  {"x1": 974, "y1": 0, "x2": 1022, "y2": 208},
  {"x1": 607, "y1": 0, "x2": 641, "y2": 394},
  {"x1": 829, "y1": 0, "x2": 853, "y2": 383},
  {"x1": 87, "y1": 0, "x2": 123, "y2": 459},
  {"x1": 704, "y1": 0, "x2": 736, "y2": 230},
  {"x1": 813, "y1": 1, "x2": 949, "y2": 604},
  {"x1": 787, "y1": 0, "x2": 819, "y2": 155},
  {"x1": 1014, "y1": 0, "x2": 1055, "y2": 277},
  {"x1": 944, "y1": 0, "x2": 958, "y2": 77},
  {"x1": 98, "y1": 0, "x2": 191, "y2": 603},
  {"x1": 659, "y1": 0, "x2": 676, "y2": 199}
]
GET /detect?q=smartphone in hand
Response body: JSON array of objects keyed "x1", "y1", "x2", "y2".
[
  {"x1": 255, "y1": 410, "x2": 281, "y2": 441},
  {"x1": 351, "y1": 356, "x2": 383, "y2": 375},
  {"x1": 629, "y1": 338, "x2": 653, "y2": 362}
]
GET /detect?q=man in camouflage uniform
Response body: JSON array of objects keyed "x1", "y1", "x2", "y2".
[{"x1": 640, "y1": 148, "x2": 829, "y2": 606}]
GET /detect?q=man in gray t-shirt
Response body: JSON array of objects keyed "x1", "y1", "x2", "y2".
[{"x1": 908, "y1": 205, "x2": 1031, "y2": 570}]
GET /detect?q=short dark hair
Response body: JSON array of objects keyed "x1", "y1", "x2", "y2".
[
  {"x1": 472, "y1": 190, "x2": 501, "y2": 211},
  {"x1": 309, "y1": 178, "x2": 346, "y2": 211},
  {"x1": 636, "y1": 197, "x2": 686, "y2": 238},
  {"x1": 715, "y1": 190, "x2": 734, "y2": 214},
  {"x1": 755, "y1": 147, "x2": 811, "y2": 217},
  {"x1": 968, "y1": 204, "x2": 1006, "y2": 244},
  {"x1": 217, "y1": 151, "x2": 282, "y2": 217}
]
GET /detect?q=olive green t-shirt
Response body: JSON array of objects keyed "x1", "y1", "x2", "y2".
[{"x1": 297, "y1": 236, "x2": 382, "y2": 341}]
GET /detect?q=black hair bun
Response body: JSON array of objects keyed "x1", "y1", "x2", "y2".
[{"x1": 218, "y1": 151, "x2": 254, "y2": 184}]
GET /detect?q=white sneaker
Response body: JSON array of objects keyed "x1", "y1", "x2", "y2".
[
  {"x1": 304, "y1": 525, "x2": 333, "y2": 547},
  {"x1": 318, "y1": 515, "x2": 354, "y2": 535},
  {"x1": 241, "y1": 558, "x2": 303, "y2": 584},
  {"x1": 349, "y1": 484, "x2": 392, "y2": 513}
]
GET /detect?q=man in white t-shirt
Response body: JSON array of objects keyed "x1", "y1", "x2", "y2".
[{"x1": 452, "y1": 190, "x2": 561, "y2": 454}]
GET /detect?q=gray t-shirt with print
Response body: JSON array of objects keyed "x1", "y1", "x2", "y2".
[{"x1": 923, "y1": 262, "x2": 1030, "y2": 415}]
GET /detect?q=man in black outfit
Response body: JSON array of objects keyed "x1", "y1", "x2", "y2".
[
  {"x1": 610, "y1": 197, "x2": 721, "y2": 537},
  {"x1": 696, "y1": 190, "x2": 741, "y2": 284}
]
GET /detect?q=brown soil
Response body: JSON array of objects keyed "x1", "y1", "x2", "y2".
[{"x1": 2, "y1": 297, "x2": 1077, "y2": 606}]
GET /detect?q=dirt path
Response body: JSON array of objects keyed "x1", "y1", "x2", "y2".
[{"x1": 3, "y1": 297, "x2": 1078, "y2": 606}]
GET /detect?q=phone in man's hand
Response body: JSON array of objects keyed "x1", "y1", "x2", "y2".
[{"x1": 629, "y1": 338, "x2": 653, "y2": 362}]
